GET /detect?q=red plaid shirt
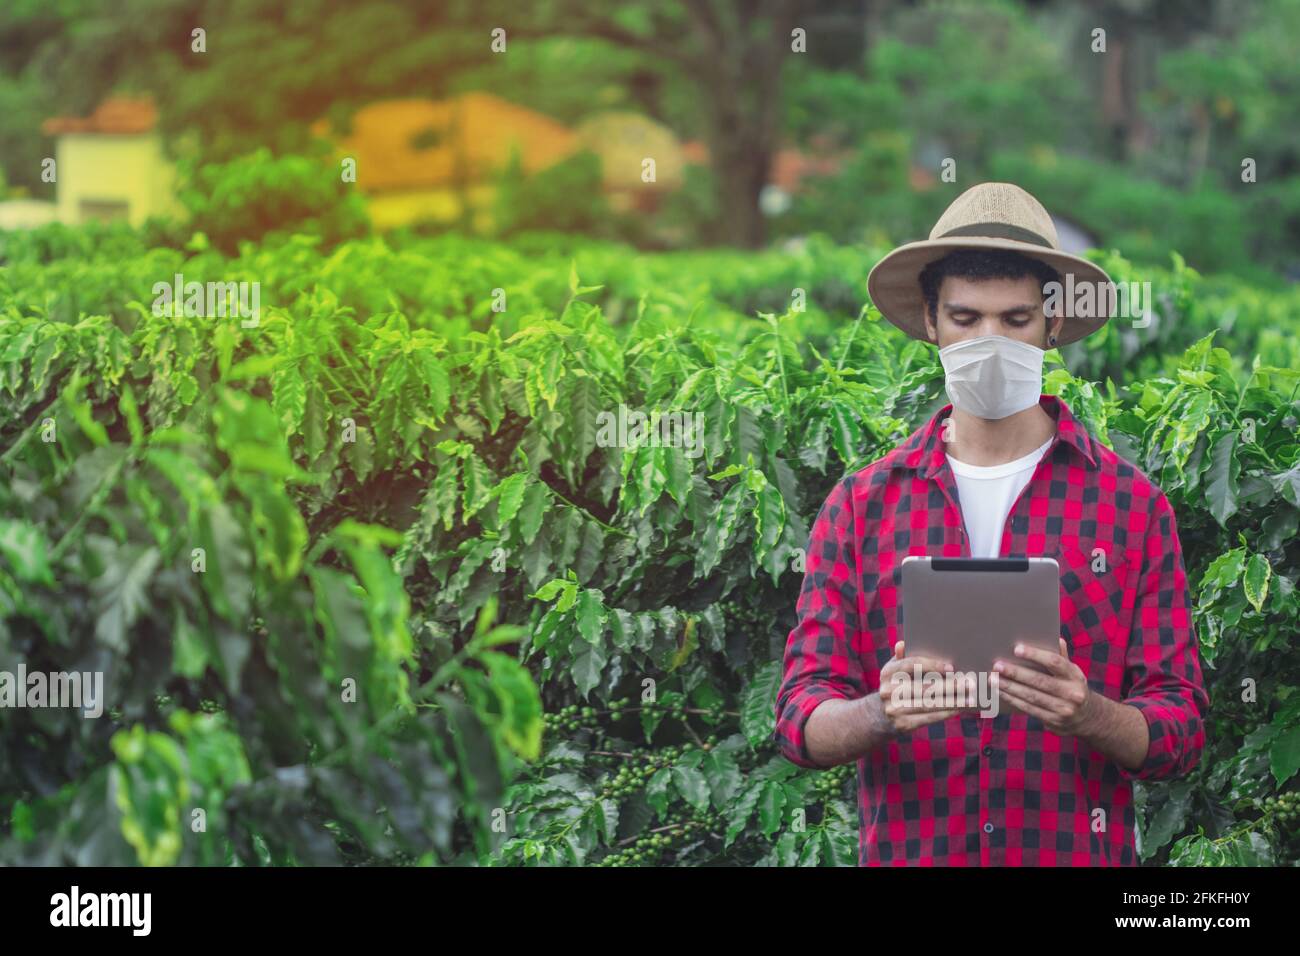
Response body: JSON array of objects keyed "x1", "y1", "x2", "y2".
[{"x1": 775, "y1": 395, "x2": 1209, "y2": 866}]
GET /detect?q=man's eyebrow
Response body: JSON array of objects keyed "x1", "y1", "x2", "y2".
[{"x1": 942, "y1": 302, "x2": 1039, "y2": 315}]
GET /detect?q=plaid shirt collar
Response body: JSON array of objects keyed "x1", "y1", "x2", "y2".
[{"x1": 880, "y1": 394, "x2": 1099, "y2": 480}]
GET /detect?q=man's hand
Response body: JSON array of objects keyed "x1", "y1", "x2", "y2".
[
  {"x1": 992, "y1": 638, "x2": 1098, "y2": 736},
  {"x1": 877, "y1": 640, "x2": 964, "y2": 735},
  {"x1": 801, "y1": 642, "x2": 972, "y2": 766}
]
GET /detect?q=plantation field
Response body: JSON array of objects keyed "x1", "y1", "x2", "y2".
[{"x1": 0, "y1": 224, "x2": 1298, "y2": 866}]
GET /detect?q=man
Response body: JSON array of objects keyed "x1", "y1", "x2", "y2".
[{"x1": 774, "y1": 182, "x2": 1208, "y2": 866}]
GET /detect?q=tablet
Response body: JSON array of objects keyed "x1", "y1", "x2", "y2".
[{"x1": 900, "y1": 556, "x2": 1060, "y2": 675}]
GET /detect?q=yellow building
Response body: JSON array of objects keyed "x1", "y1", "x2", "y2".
[
  {"x1": 42, "y1": 97, "x2": 181, "y2": 226},
  {"x1": 314, "y1": 94, "x2": 691, "y2": 229},
  {"x1": 313, "y1": 93, "x2": 581, "y2": 231},
  {"x1": 36, "y1": 92, "x2": 694, "y2": 233}
]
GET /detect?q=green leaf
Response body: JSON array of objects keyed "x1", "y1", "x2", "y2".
[
  {"x1": 608, "y1": 608, "x2": 635, "y2": 652},
  {"x1": 725, "y1": 783, "x2": 764, "y2": 848},
  {"x1": 1269, "y1": 724, "x2": 1300, "y2": 787},
  {"x1": 90, "y1": 540, "x2": 161, "y2": 653},
  {"x1": 635, "y1": 445, "x2": 669, "y2": 517},
  {"x1": 61, "y1": 374, "x2": 109, "y2": 447},
  {"x1": 197, "y1": 499, "x2": 252, "y2": 624},
  {"x1": 246, "y1": 483, "x2": 308, "y2": 581},
  {"x1": 118, "y1": 381, "x2": 143, "y2": 446},
  {"x1": 672, "y1": 762, "x2": 710, "y2": 813},
  {"x1": 567, "y1": 260, "x2": 603, "y2": 298},
  {"x1": 664, "y1": 446, "x2": 694, "y2": 506},
  {"x1": 418, "y1": 353, "x2": 451, "y2": 419},
  {"x1": 575, "y1": 588, "x2": 606, "y2": 645},
  {"x1": 774, "y1": 830, "x2": 800, "y2": 865},
  {"x1": 668, "y1": 614, "x2": 698, "y2": 671},
  {"x1": 1242, "y1": 553, "x2": 1271, "y2": 613},
  {"x1": 594, "y1": 798, "x2": 619, "y2": 844},
  {"x1": 554, "y1": 578, "x2": 578, "y2": 614},
  {"x1": 1167, "y1": 833, "x2": 1225, "y2": 866},
  {"x1": 1201, "y1": 547, "x2": 1246, "y2": 591},
  {"x1": 1205, "y1": 430, "x2": 1239, "y2": 526},
  {"x1": 1139, "y1": 780, "x2": 1193, "y2": 860},
  {"x1": 757, "y1": 780, "x2": 787, "y2": 839},
  {"x1": 531, "y1": 579, "x2": 572, "y2": 604},
  {"x1": 563, "y1": 374, "x2": 602, "y2": 484},
  {"x1": 571, "y1": 639, "x2": 607, "y2": 698},
  {"x1": 1273, "y1": 462, "x2": 1300, "y2": 508},
  {"x1": 515, "y1": 480, "x2": 549, "y2": 545},
  {"x1": 702, "y1": 748, "x2": 742, "y2": 806},
  {"x1": 462, "y1": 453, "x2": 494, "y2": 520},
  {"x1": 429, "y1": 457, "x2": 460, "y2": 531},
  {"x1": 493, "y1": 473, "x2": 528, "y2": 528},
  {"x1": 572, "y1": 520, "x2": 604, "y2": 585},
  {"x1": 645, "y1": 767, "x2": 673, "y2": 815},
  {"x1": 641, "y1": 691, "x2": 667, "y2": 742},
  {"x1": 827, "y1": 400, "x2": 860, "y2": 463},
  {"x1": 0, "y1": 519, "x2": 55, "y2": 585},
  {"x1": 697, "y1": 481, "x2": 749, "y2": 577},
  {"x1": 752, "y1": 481, "x2": 786, "y2": 565},
  {"x1": 345, "y1": 426, "x2": 375, "y2": 483},
  {"x1": 271, "y1": 362, "x2": 306, "y2": 434},
  {"x1": 1169, "y1": 391, "x2": 1214, "y2": 472},
  {"x1": 172, "y1": 607, "x2": 210, "y2": 679},
  {"x1": 302, "y1": 384, "x2": 329, "y2": 462},
  {"x1": 479, "y1": 651, "x2": 544, "y2": 761},
  {"x1": 798, "y1": 832, "x2": 822, "y2": 866},
  {"x1": 741, "y1": 661, "x2": 783, "y2": 749}
]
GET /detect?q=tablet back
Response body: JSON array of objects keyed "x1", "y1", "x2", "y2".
[{"x1": 900, "y1": 556, "x2": 1060, "y2": 674}]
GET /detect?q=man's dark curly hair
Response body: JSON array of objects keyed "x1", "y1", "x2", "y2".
[{"x1": 918, "y1": 249, "x2": 1062, "y2": 322}]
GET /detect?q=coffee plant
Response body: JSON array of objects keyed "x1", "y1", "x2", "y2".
[{"x1": 0, "y1": 222, "x2": 1296, "y2": 865}]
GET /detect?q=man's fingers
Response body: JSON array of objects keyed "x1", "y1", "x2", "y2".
[
  {"x1": 993, "y1": 660, "x2": 1063, "y2": 693},
  {"x1": 1011, "y1": 642, "x2": 1070, "y2": 674},
  {"x1": 893, "y1": 655, "x2": 956, "y2": 675},
  {"x1": 882, "y1": 670, "x2": 977, "y2": 704},
  {"x1": 999, "y1": 696, "x2": 1053, "y2": 726},
  {"x1": 905, "y1": 708, "x2": 959, "y2": 728},
  {"x1": 884, "y1": 701, "x2": 957, "y2": 718},
  {"x1": 890, "y1": 709, "x2": 959, "y2": 732},
  {"x1": 995, "y1": 679, "x2": 1066, "y2": 719}
]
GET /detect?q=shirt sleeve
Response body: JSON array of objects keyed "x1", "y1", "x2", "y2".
[
  {"x1": 773, "y1": 474, "x2": 869, "y2": 768},
  {"x1": 1119, "y1": 490, "x2": 1210, "y2": 781}
]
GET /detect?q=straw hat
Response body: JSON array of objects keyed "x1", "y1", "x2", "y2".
[{"x1": 866, "y1": 182, "x2": 1113, "y2": 346}]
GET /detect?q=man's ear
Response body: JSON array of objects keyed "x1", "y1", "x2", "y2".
[
  {"x1": 924, "y1": 305, "x2": 939, "y2": 344},
  {"x1": 1047, "y1": 312, "x2": 1066, "y2": 347}
]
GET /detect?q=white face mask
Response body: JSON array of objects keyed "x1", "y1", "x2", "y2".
[{"x1": 938, "y1": 334, "x2": 1045, "y2": 420}]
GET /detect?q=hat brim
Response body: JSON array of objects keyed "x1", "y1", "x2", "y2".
[{"x1": 866, "y1": 237, "x2": 1114, "y2": 347}]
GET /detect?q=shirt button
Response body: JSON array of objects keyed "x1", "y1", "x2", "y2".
[
  {"x1": 982, "y1": 745, "x2": 993, "y2": 757},
  {"x1": 983, "y1": 822, "x2": 994, "y2": 834}
]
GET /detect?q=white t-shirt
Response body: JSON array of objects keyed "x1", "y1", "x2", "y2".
[{"x1": 946, "y1": 437, "x2": 1055, "y2": 558}]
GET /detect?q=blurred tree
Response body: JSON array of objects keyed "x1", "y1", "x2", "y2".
[
  {"x1": 506, "y1": 1, "x2": 813, "y2": 248},
  {"x1": 872, "y1": 0, "x2": 1086, "y2": 168},
  {"x1": 0, "y1": 0, "x2": 98, "y2": 197}
]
